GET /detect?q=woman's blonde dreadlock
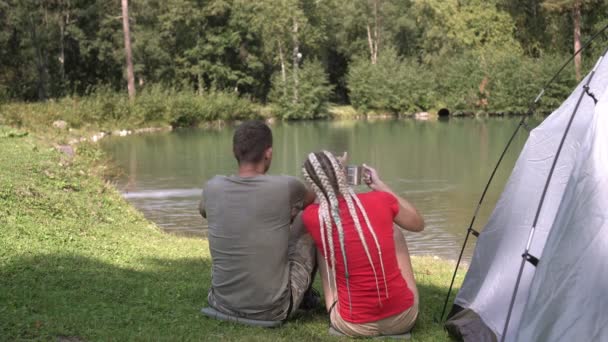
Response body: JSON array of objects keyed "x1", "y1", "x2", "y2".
[
  {"x1": 308, "y1": 153, "x2": 353, "y2": 315},
  {"x1": 301, "y1": 168, "x2": 337, "y2": 295},
  {"x1": 303, "y1": 151, "x2": 391, "y2": 317},
  {"x1": 322, "y1": 151, "x2": 389, "y2": 301}
]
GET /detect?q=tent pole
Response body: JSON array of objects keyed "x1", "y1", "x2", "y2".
[
  {"x1": 500, "y1": 48, "x2": 608, "y2": 342},
  {"x1": 439, "y1": 23, "x2": 608, "y2": 325}
]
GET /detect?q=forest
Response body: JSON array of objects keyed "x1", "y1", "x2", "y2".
[{"x1": 1, "y1": 0, "x2": 608, "y2": 125}]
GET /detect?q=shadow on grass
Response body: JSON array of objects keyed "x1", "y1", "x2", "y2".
[
  {"x1": 0, "y1": 254, "x2": 455, "y2": 341},
  {"x1": 1, "y1": 254, "x2": 210, "y2": 340}
]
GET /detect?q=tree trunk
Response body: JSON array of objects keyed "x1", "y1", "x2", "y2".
[
  {"x1": 197, "y1": 73, "x2": 203, "y2": 96},
  {"x1": 59, "y1": 18, "x2": 66, "y2": 85},
  {"x1": 292, "y1": 18, "x2": 299, "y2": 104},
  {"x1": 121, "y1": 0, "x2": 136, "y2": 100},
  {"x1": 367, "y1": 24, "x2": 375, "y2": 65},
  {"x1": 373, "y1": 0, "x2": 379, "y2": 63},
  {"x1": 29, "y1": 15, "x2": 48, "y2": 100},
  {"x1": 572, "y1": 0, "x2": 582, "y2": 81},
  {"x1": 59, "y1": 0, "x2": 71, "y2": 92},
  {"x1": 278, "y1": 40, "x2": 287, "y2": 97},
  {"x1": 366, "y1": 0, "x2": 380, "y2": 65}
]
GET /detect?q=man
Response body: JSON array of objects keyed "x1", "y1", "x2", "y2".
[{"x1": 200, "y1": 120, "x2": 317, "y2": 322}]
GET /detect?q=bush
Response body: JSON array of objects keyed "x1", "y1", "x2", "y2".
[
  {"x1": 269, "y1": 59, "x2": 333, "y2": 120},
  {"x1": 133, "y1": 85, "x2": 172, "y2": 124},
  {"x1": 0, "y1": 86, "x2": 259, "y2": 131},
  {"x1": 166, "y1": 90, "x2": 258, "y2": 127},
  {"x1": 348, "y1": 48, "x2": 579, "y2": 115},
  {"x1": 432, "y1": 53, "x2": 486, "y2": 112},
  {"x1": 348, "y1": 49, "x2": 436, "y2": 115},
  {"x1": 534, "y1": 54, "x2": 577, "y2": 113}
]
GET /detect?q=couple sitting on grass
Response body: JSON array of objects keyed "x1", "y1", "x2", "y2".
[{"x1": 200, "y1": 120, "x2": 424, "y2": 337}]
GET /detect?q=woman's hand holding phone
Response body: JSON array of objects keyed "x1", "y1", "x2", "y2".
[{"x1": 362, "y1": 164, "x2": 388, "y2": 192}]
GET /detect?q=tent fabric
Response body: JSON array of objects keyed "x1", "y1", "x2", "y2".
[
  {"x1": 446, "y1": 51, "x2": 608, "y2": 342},
  {"x1": 445, "y1": 305, "x2": 497, "y2": 342},
  {"x1": 516, "y1": 84, "x2": 608, "y2": 341}
]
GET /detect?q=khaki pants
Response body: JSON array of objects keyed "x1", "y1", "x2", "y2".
[
  {"x1": 208, "y1": 214, "x2": 316, "y2": 321},
  {"x1": 330, "y1": 298, "x2": 419, "y2": 337}
]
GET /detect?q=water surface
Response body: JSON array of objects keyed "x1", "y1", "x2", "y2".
[{"x1": 103, "y1": 117, "x2": 535, "y2": 261}]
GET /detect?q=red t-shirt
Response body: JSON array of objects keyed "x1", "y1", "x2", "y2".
[{"x1": 302, "y1": 191, "x2": 414, "y2": 323}]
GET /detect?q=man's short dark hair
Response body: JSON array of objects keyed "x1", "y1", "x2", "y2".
[{"x1": 233, "y1": 120, "x2": 273, "y2": 164}]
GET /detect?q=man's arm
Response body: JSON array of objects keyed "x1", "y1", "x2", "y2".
[
  {"x1": 362, "y1": 164, "x2": 425, "y2": 232},
  {"x1": 288, "y1": 177, "x2": 315, "y2": 222}
]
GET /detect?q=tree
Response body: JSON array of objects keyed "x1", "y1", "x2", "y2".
[
  {"x1": 499, "y1": 0, "x2": 548, "y2": 57},
  {"x1": 155, "y1": 0, "x2": 265, "y2": 95},
  {"x1": 413, "y1": 0, "x2": 521, "y2": 62},
  {"x1": 121, "y1": 0, "x2": 136, "y2": 99},
  {"x1": 269, "y1": 59, "x2": 332, "y2": 119},
  {"x1": 542, "y1": 0, "x2": 599, "y2": 81},
  {"x1": 242, "y1": 0, "x2": 318, "y2": 101}
]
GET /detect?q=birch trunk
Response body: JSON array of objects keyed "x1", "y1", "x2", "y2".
[
  {"x1": 373, "y1": 0, "x2": 379, "y2": 64},
  {"x1": 572, "y1": 0, "x2": 582, "y2": 81},
  {"x1": 59, "y1": 18, "x2": 65, "y2": 84},
  {"x1": 366, "y1": 0, "x2": 380, "y2": 65},
  {"x1": 292, "y1": 19, "x2": 299, "y2": 104},
  {"x1": 367, "y1": 24, "x2": 376, "y2": 65},
  {"x1": 121, "y1": 0, "x2": 136, "y2": 100},
  {"x1": 278, "y1": 40, "x2": 287, "y2": 96}
]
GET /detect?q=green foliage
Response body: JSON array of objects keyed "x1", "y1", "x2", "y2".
[
  {"x1": 269, "y1": 60, "x2": 333, "y2": 120},
  {"x1": 166, "y1": 90, "x2": 258, "y2": 127},
  {"x1": 0, "y1": 0, "x2": 606, "y2": 115},
  {"x1": 413, "y1": 0, "x2": 523, "y2": 63},
  {"x1": 347, "y1": 48, "x2": 579, "y2": 115},
  {"x1": 156, "y1": 0, "x2": 266, "y2": 94},
  {"x1": 0, "y1": 87, "x2": 258, "y2": 131},
  {"x1": 348, "y1": 50, "x2": 436, "y2": 114}
]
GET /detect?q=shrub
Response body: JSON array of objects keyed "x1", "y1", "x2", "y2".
[
  {"x1": 269, "y1": 59, "x2": 333, "y2": 120},
  {"x1": 433, "y1": 53, "x2": 486, "y2": 112},
  {"x1": 166, "y1": 90, "x2": 258, "y2": 127},
  {"x1": 348, "y1": 48, "x2": 579, "y2": 115},
  {"x1": 133, "y1": 85, "x2": 172, "y2": 124},
  {"x1": 348, "y1": 49, "x2": 436, "y2": 115},
  {"x1": 0, "y1": 86, "x2": 259, "y2": 131}
]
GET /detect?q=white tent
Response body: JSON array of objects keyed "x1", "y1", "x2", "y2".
[
  {"x1": 445, "y1": 49, "x2": 608, "y2": 342},
  {"x1": 516, "y1": 74, "x2": 608, "y2": 342}
]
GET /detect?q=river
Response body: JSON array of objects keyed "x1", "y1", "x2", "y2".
[{"x1": 102, "y1": 117, "x2": 536, "y2": 261}]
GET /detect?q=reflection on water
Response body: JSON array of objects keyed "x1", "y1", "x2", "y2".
[{"x1": 102, "y1": 117, "x2": 537, "y2": 261}]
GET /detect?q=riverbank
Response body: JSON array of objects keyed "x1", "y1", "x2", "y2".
[
  {"x1": 1, "y1": 97, "x2": 539, "y2": 147},
  {"x1": 0, "y1": 127, "x2": 464, "y2": 341},
  {"x1": 0, "y1": 85, "x2": 545, "y2": 127}
]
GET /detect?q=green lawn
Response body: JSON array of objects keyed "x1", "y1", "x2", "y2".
[{"x1": 0, "y1": 127, "x2": 463, "y2": 341}]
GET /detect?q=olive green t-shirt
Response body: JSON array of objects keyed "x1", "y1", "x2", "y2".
[{"x1": 201, "y1": 175, "x2": 306, "y2": 320}]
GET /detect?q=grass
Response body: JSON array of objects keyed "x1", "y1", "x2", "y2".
[
  {"x1": 0, "y1": 126, "x2": 464, "y2": 341},
  {"x1": 328, "y1": 105, "x2": 362, "y2": 120},
  {"x1": 0, "y1": 87, "x2": 259, "y2": 134}
]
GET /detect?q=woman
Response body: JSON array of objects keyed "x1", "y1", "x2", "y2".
[{"x1": 301, "y1": 151, "x2": 424, "y2": 337}]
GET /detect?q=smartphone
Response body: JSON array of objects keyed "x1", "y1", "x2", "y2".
[{"x1": 346, "y1": 165, "x2": 363, "y2": 185}]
